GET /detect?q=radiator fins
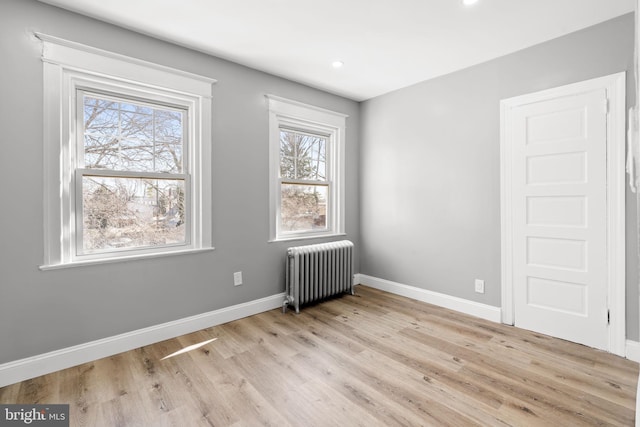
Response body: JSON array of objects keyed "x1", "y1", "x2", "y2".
[{"x1": 284, "y1": 240, "x2": 354, "y2": 313}]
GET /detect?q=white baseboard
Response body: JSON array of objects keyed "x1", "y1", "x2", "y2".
[
  {"x1": 356, "y1": 275, "x2": 640, "y2": 362},
  {"x1": 626, "y1": 340, "x2": 640, "y2": 363},
  {"x1": 2, "y1": 279, "x2": 633, "y2": 389},
  {"x1": 355, "y1": 274, "x2": 502, "y2": 323},
  {"x1": 0, "y1": 292, "x2": 286, "y2": 388}
]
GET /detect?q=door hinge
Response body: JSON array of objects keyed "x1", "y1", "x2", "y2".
[
  {"x1": 607, "y1": 309, "x2": 610, "y2": 325},
  {"x1": 603, "y1": 98, "x2": 609, "y2": 114}
]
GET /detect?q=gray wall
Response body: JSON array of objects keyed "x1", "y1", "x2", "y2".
[
  {"x1": 1, "y1": 0, "x2": 637, "y2": 368},
  {"x1": 360, "y1": 13, "x2": 639, "y2": 340},
  {"x1": 0, "y1": 0, "x2": 360, "y2": 364}
]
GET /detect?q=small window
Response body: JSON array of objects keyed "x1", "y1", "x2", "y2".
[
  {"x1": 267, "y1": 95, "x2": 347, "y2": 241},
  {"x1": 279, "y1": 128, "x2": 329, "y2": 233},
  {"x1": 40, "y1": 34, "x2": 214, "y2": 268}
]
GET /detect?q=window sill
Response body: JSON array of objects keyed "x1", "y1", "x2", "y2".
[
  {"x1": 269, "y1": 232, "x2": 346, "y2": 244},
  {"x1": 39, "y1": 247, "x2": 215, "y2": 271}
]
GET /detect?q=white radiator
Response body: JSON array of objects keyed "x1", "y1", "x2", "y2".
[{"x1": 283, "y1": 240, "x2": 354, "y2": 313}]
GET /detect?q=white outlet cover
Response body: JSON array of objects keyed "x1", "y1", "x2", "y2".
[
  {"x1": 234, "y1": 271, "x2": 243, "y2": 286},
  {"x1": 474, "y1": 279, "x2": 485, "y2": 293}
]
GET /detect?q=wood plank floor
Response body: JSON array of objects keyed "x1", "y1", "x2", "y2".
[{"x1": 1, "y1": 285, "x2": 638, "y2": 426}]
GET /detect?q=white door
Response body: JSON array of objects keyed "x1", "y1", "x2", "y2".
[
  {"x1": 508, "y1": 87, "x2": 609, "y2": 350},
  {"x1": 501, "y1": 73, "x2": 627, "y2": 356}
]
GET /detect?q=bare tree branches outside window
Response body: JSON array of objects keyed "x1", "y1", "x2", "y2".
[
  {"x1": 279, "y1": 129, "x2": 328, "y2": 232},
  {"x1": 81, "y1": 94, "x2": 186, "y2": 252}
]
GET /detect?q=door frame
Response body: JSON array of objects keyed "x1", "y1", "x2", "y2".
[{"x1": 500, "y1": 72, "x2": 626, "y2": 356}]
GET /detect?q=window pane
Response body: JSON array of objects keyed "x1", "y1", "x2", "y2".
[
  {"x1": 154, "y1": 110, "x2": 184, "y2": 173},
  {"x1": 280, "y1": 183, "x2": 328, "y2": 232},
  {"x1": 279, "y1": 129, "x2": 326, "y2": 180},
  {"x1": 82, "y1": 176, "x2": 186, "y2": 252},
  {"x1": 83, "y1": 94, "x2": 184, "y2": 173}
]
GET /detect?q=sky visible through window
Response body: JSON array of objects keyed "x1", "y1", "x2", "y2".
[
  {"x1": 80, "y1": 94, "x2": 187, "y2": 252},
  {"x1": 279, "y1": 128, "x2": 328, "y2": 232},
  {"x1": 83, "y1": 94, "x2": 184, "y2": 172}
]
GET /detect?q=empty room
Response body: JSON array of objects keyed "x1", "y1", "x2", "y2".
[{"x1": 1, "y1": 0, "x2": 640, "y2": 425}]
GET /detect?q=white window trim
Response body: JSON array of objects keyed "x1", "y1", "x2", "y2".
[
  {"x1": 266, "y1": 94, "x2": 347, "y2": 242},
  {"x1": 38, "y1": 33, "x2": 215, "y2": 269}
]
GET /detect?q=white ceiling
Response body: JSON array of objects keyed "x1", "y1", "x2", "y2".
[{"x1": 38, "y1": 0, "x2": 635, "y2": 101}]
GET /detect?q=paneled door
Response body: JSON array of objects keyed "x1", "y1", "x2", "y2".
[{"x1": 501, "y1": 73, "x2": 626, "y2": 353}]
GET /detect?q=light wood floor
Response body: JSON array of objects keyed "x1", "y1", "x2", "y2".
[{"x1": 1, "y1": 285, "x2": 638, "y2": 426}]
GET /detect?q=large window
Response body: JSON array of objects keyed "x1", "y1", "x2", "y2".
[
  {"x1": 266, "y1": 95, "x2": 347, "y2": 241},
  {"x1": 40, "y1": 35, "x2": 214, "y2": 268},
  {"x1": 79, "y1": 92, "x2": 188, "y2": 254}
]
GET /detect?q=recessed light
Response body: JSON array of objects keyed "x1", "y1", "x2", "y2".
[
  {"x1": 332, "y1": 60, "x2": 344, "y2": 69},
  {"x1": 462, "y1": 0, "x2": 479, "y2": 5}
]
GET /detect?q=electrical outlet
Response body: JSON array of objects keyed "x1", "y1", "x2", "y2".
[
  {"x1": 234, "y1": 271, "x2": 243, "y2": 286},
  {"x1": 474, "y1": 279, "x2": 485, "y2": 294}
]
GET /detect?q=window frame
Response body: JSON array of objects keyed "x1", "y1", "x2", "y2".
[
  {"x1": 266, "y1": 95, "x2": 347, "y2": 242},
  {"x1": 39, "y1": 34, "x2": 215, "y2": 269}
]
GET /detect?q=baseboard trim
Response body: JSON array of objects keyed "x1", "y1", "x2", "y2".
[
  {"x1": 0, "y1": 292, "x2": 286, "y2": 388},
  {"x1": 3, "y1": 280, "x2": 632, "y2": 388},
  {"x1": 626, "y1": 340, "x2": 640, "y2": 363},
  {"x1": 355, "y1": 274, "x2": 502, "y2": 323}
]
